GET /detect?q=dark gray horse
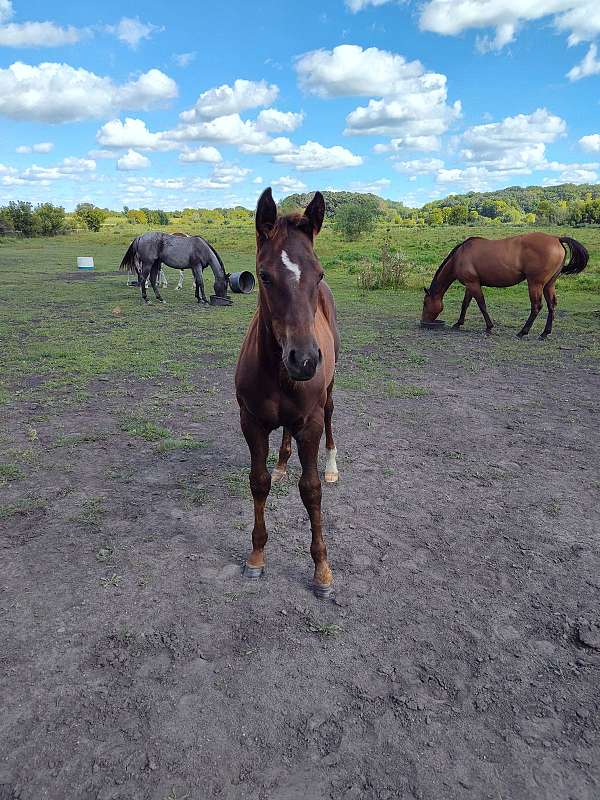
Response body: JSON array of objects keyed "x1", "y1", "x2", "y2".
[{"x1": 119, "y1": 232, "x2": 229, "y2": 304}]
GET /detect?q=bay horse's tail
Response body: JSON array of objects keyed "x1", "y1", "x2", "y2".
[
  {"x1": 559, "y1": 237, "x2": 589, "y2": 274},
  {"x1": 119, "y1": 237, "x2": 139, "y2": 274}
]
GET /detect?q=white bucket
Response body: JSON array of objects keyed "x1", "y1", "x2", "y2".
[{"x1": 77, "y1": 256, "x2": 94, "y2": 270}]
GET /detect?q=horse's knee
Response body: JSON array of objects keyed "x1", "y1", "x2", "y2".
[
  {"x1": 250, "y1": 471, "x2": 271, "y2": 499},
  {"x1": 299, "y1": 475, "x2": 321, "y2": 505}
]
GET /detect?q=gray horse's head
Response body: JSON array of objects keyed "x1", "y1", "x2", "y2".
[{"x1": 213, "y1": 271, "x2": 229, "y2": 298}]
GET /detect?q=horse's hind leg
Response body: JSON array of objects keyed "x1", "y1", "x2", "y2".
[
  {"x1": 324, "y1": 382, "x2": 338, "y2": 484},
  {"x1": 139, "y1": 263, "x2": 151, "y2": 303},
  {"x1": 540, "y1": 282, "x2": 557, "y2": 340},
  {"x1": 517, "y1": 282, "x2": 543, "y2": 338},
  {"x1": 149, "y1": 260, "x2": 165, "y2": 303},
  {"x1": 296, "y1": 419, "x2": 333, "y2": 598},
  {"x1": 453, "y1": 289, "x2": 473, "y2": 329},
  {"x1": 272, "y1": 428, "x2": 292, "y2": 483},
  {"x1": 176, "y1": 271, "x2": 184, "y2": 290},
  {"x1": 240, "y1": 409, "x2": 271, "y2": 579}
]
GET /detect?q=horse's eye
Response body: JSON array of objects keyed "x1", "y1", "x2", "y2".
[
  {"x1": 318, "y1": 272, "x2": 324, "y2": 283},
  {"x1": 259, "y1": 271, "x2": 272, "y2": 285}
]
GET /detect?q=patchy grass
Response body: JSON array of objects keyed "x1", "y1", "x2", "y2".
[
  {"x1": 156, "y1": 435, "x2": 205, "y2": 454},
  {"x1": 71, "y1": 497, "x2": 105, "y2": 526},
  {"x1": 0, "y1": 463, "x2": 25, "y2": 486},
  {"x1": 120, "y1": 416, "x2": 171, "y2": 441},
  {"x1": 0, "y1": 496, "x2": 47, "y2": 521}
]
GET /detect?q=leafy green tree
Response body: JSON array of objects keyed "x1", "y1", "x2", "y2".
[
  {"x1": 5, "y1": 201, "x2": 40, "y2": 236},
  {"x1": 426, "y1": 208, "x2": 444, "y2": 225},
  {"x1": 34, "y1": 203, "x2": 65, "y2": 235},
  {"x1": 447, "y1": 205, "x2": 468, "y2": 225},
  {"x1": 75, "y1": 203, "x2": 106, "y2": 232},
  {"x1": 334, "y1": 203, "x2": 377, "y2": 240}
]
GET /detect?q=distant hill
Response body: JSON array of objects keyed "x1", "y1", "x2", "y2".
[
  {"x1": 423, "y1": 183, "x2": 600, "y2": 214},
  {"x1": 279, "y1": 190, "x2": 409, "y2": 218},
  {"x1": 280, "y1": 183, "x2": 600, "y2": 217}
]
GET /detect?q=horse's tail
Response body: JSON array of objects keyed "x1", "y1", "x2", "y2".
[
  {"x1": 119, "y1": 237, "x2": 139, "y2": 274},
  {"x1": 559, "y1": 237, "x2": 589, "y2": 275}
]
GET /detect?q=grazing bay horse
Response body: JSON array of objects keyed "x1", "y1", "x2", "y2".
[
  {"x1": 422, "y1": 233, "x2": 588, "y2": 338},
  {"x1": 235, "y1": 188, "x2": 340, "y2": 598},
  {"x1": 119, "y1": 231, "x2": 229, "y2": 304}
]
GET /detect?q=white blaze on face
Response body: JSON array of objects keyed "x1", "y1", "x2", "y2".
[{"x1": 281, "y1": 250, "x2": 301, "y2": 285}]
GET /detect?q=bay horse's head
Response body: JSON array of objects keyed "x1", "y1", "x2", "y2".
[
  {"x1": 421, "y1": 286, "x2": 443, "y2": 322},
  {"x1": 255, "y1": 187, "x2": 326, "y2": 381}
]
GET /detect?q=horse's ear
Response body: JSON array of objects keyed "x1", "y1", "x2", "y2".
[
  {"x1": 423, "y1": 287, "x2": 430, "y2": 296},
  {"x1": 255, "y1": 187, "x2": 277, "y2": 244},
  {"x1": 301, "y1": 191, "x2": 325, "y2": 238}
]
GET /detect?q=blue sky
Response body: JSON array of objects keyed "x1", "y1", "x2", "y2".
[{"x1": 1, "y1": 0, "x2": 600, "y2": 210}]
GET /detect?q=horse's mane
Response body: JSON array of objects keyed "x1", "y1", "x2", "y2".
[
  {"x1": 267, "y1": 213, "x2": 311, "y2": 241},
  {"x1": 199, "y1": 236, "x2": 226, "y2": 275},
  {"x1": 429, "y1": 236, "x2": 483, "y2": 293}
]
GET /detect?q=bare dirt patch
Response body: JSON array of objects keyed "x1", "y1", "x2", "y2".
[{"x1": 1, "y1": 326, "x2": 599, "y2": 800}]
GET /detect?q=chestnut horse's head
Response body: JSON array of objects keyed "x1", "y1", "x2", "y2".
[
  {"x1": 254, "y1": 187, "x2": 326, "y2": 381},
  {"x1": 421, "y1": 286, "x2": 443, "y2": 322}
]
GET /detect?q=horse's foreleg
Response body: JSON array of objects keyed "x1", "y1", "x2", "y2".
[
  {"x1": 192, "y1": 265, "x2": 208, "y2": 304},
  {"x1": 272, "y1": 428, "x2": 292, "y2": 482},
  {"x1": 240, "y1": 409, "x2": 271, "y2": 578},
  {"x1": 324, "y1": 382, "x2": 338, "y2": 484},
  {"x1": 468, "y1": 283, "x2": 494, "y2": 334},
  {"x1": 296, "y1": 417, "x2": 332, "y2": 598},
  {"x1": 176, "y1": 270, "x2": 184, "y2": 290},
  {"x1": 540, "y1": 283, "x2": 557, "y2": 339},
  {"x1": 517, "y1": 283, "x2": 543, "y2": 338},
  {"x1": 453, "y1": 289, "x2": 473, "y2": 329}
]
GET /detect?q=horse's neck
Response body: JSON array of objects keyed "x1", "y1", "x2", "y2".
[
  {"x1": 255, "y1": 306, "x2": 282, "y2": 372},
  {"x1": 433, "y1": 258, "x2": 456, "y2": 298}
]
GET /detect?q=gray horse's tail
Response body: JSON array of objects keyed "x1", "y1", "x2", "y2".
[
  {"x1": 119, "y1": 237, "x2": 139, "y2": 274},
  {"x1": 559, "y1": 237, "x2": 589, "y2": 275}
]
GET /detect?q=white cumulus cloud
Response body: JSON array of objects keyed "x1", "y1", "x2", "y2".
[
  {"x1": 179, "y1": 146, "x2": 223, "y2": 163},
  {"x1": 458, "y1": 108, "x2": 566, "y2": 173},
  {"x1": 296, "y1": 45, "x2": 460, "y2": 150},
  {"x1": 273, "y1": 141, "x2": 362, "y2": 171},
  {"x1": 181, "y1": 79, "x2": 279, "y2": 122},
  {"x1": 579, "y1": 133, "x2": 600, "y2": 152},
  {"x1": 567, "y1": 43, "x2": 600, "y2": 80},
  {"x1": 419, "y1": 0, "x2": 600, "y2": 51},
  {"x1": 345, "y1": 0, "x2": 396, "y2": 10},
  {"x1": 271, "y1": 175, "x2": 308, "y2": 194},
  {"x1": 117, "y1": 149, "x2": 150, "y2": 170},
  {"x1": 16, "y1": 141, "x2": 54, "y2": 154},
  {"x1": 0, "y1": 21, "x2": 85, "y2": 47},
  {"x1": 255, "y1": 108, "x2": 304, "y2": 133},
  {"x1": 0, "y1": 63, "x2": 177, "y2": 123},
  {"x1": 107, "y1": 17, "x2": 163, "y2": 49},
  {"x1": 96, "y1": 117, "x2": 175, "y2": 151}
]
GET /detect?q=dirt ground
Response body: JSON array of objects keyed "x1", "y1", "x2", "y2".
[{"x1": 1, "y1": 312, "x2": 599, "y2": 800}]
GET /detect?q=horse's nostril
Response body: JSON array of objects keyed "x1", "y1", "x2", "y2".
[{"x1": 318, "y1": 348, "x2": 322, "y2": 363}]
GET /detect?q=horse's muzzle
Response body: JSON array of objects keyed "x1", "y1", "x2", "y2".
[{"x1": 284, "y1": 346, "x2": 322, "y2": 381}]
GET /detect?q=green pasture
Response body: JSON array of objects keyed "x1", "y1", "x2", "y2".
[{"x1": 1, "y1": 222, "x2": 599, "y2": 412}]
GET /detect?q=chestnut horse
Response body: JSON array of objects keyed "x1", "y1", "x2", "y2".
[
  {"x1": 422, "y1": 232, "x2": 588, "y2": 338},
  {"x1": 235, "y1": 188, "x2": 340, "y2": 598}
]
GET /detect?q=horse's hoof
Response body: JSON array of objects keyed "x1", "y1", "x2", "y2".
[
  {"x1": 539, "y1": 334, "x2": 549, "y2": 341},
  {"x1": 313, "y1": 582, "x2": 333, "y2": 600},
  {"x1": 324, "y1": 471, "x2": 339, "y2": 484},
  {"x1": 243, "y1": 563, "x2": 264, "y2": 580},
  {"x1": 271, "y1": 467, "x2": 287, "y2": 483}
]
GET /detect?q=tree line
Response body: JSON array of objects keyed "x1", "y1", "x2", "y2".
[{"x1": 3, "y1": 183, "x2": 600, "y2": 239}]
